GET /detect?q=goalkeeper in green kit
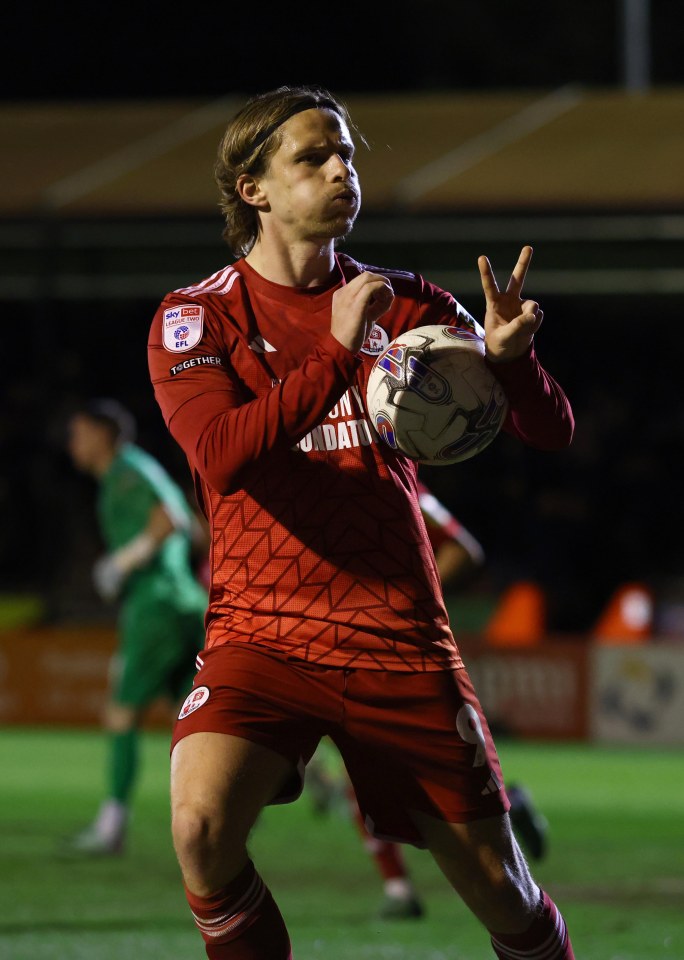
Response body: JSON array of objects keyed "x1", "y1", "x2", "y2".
[{"x1": 64, "y1": 398, "x2": 208, "y2": 856}]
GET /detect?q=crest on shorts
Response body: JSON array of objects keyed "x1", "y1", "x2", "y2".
[
  {"x1": 163, "y1": 305, "x2": 204, "y2": 353},
  {"x1": 178, "y1": 685, "x2": 210, "y2": 719}
]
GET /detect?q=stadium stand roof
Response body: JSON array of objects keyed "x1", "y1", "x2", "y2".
[{"x1": 3, "y1": 87, "x2": 683, "y2": 217}]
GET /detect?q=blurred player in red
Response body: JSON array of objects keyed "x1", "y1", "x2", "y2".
[
  {"x1": 310, "y1": 480, "x2": 548, "y2": 920},
  {"x1": 148, "y1": 84, "x2": 575, "y2": 959},
  {"x1": 415, "y1": 482, "x2": 549, "y2": 865}
]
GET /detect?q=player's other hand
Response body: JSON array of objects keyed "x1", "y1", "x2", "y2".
[
  {"x1": 479, "y1": 245, "x2": 544, "y2": 362},
  {"x1": 331, "y1": 271, "x2": 394, "y2": 354},
  {"x1": 93, "y1": 555, "x2": 124, "y2": 602}
]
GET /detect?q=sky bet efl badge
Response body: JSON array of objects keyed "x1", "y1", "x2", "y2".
[{"x1": 163, "y1": 304, "x2": 204, "y2": 353}]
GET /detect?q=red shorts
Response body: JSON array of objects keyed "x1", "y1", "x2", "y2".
[{"x1": 173, "y1": 643, "x2": 509, "y2": 847}]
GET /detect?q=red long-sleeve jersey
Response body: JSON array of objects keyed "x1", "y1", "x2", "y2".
[{"x1": 148, "y1": 252, "x2": 573, "y2": 671}]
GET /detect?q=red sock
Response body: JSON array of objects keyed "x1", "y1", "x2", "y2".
[
  {"x1": 348, "y1": 786, "x2": 408, "y2": 880},
  {"x1": 490, "y1": 890, "x2": 574, "y2": 960},
  {"x1": 366, "y1": 837, "x2": 409, "y2": 880},
  {"x1": 184, "y1": 860, "x2": 291, "y2": 959}
]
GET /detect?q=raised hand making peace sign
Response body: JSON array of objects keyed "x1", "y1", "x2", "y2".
[{"x1": 478, "y1": 245, "x2": 544, "y2": 363}]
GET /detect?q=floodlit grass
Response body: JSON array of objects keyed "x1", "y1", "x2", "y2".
[{"x1": 1, "y1": 728, "x2": 682, "y2": 959}]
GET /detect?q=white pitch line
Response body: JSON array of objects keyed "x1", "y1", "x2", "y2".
[
  {"x1": 43, "y1": 95, "x2": 241, "y2": 210},
  {"x1": 395, "y1": 84, "x2": 584, "y2": 205}
]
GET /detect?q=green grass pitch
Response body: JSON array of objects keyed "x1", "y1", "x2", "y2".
[{"x1": 1, "y1": 727, "x2": 682, "y2": 959}]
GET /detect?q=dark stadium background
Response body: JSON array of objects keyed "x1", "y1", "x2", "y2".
[{"x1": 3, "y1": 0, "x2": 683, "y2": 637}]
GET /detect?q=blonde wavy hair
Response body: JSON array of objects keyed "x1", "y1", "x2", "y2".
[{"x1": 215, "y1": 85, "x2": 361, "y2": 256}]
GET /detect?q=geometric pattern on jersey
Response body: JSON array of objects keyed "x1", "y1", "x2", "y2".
[
  {"x1": 205, "y1": 447, "x2": 461, "y2": 671},
  {"x1": 149, "y1": 253, "x2": 483, "y2": 673}
]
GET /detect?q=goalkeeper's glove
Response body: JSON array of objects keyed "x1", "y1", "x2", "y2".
[{"x1": 92, "y1": 532, "x2": 157, "y2": 602}]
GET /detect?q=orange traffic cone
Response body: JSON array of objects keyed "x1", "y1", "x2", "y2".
[
  {"x1": 484, "y1": 580, "x2": 546, "y2": 647},
  {"x1": 592, "y1": 582, "x2": 653, "y2": 643}
]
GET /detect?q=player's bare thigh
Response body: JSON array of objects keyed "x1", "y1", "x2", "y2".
[
  {"x1": 412, "y1": 809, "x2": 540, "y2": 934},
  {"x1": 171, "y1": 731, "x2": 295, "y2": 895}
]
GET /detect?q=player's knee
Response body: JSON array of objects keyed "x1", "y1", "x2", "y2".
[
  {"x1": 172, "y1": 802, "x2": 213, "y2": 858},
  {"x1": 173, "y1": 803, "x2": 220, "y2": 886},
  {"x1": 172, "y1": 801, "x2": 252, "y2": 895},
  {"x1": 172, "y1": 802, "x2": 244, "y2": 876},
  {"x1": 104, "y1": 701, "x2": 138, "y2": 732}
]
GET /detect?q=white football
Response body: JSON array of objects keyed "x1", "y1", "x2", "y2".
[{"x1": 365, "y1": 324, "x2": 509, "y2": 465}]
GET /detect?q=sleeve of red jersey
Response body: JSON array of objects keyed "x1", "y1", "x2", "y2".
[
  {"x1": 148, "y1": 299, "x2": 362, "y2": 495},
  {"x1": 485, "y1": 345, "x2": 574, "y2": 450}
]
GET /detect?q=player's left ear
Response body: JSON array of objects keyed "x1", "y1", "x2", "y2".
[{"x1": 237, "y1": 173, "x2": 268, "y2": 209}]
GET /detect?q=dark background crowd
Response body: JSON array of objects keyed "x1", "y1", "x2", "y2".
[
  {"x1": 2, "y1": 0, "x2": 683, "y2": 637},
  {"x1": 6, "y1": 1, "x2": 683, "y2": 98}
]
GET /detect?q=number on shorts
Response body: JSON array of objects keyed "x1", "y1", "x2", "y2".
[{"x1": 456, "y1": 703, "x2": 487, "y2": 767}]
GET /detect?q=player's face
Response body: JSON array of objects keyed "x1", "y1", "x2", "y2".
[
  {"x1": 67, "y1": 415, "x2": 110, "y2": 474},
  {"x1": 257, "y1": 108, "x2": 360, "y2": 243}
]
